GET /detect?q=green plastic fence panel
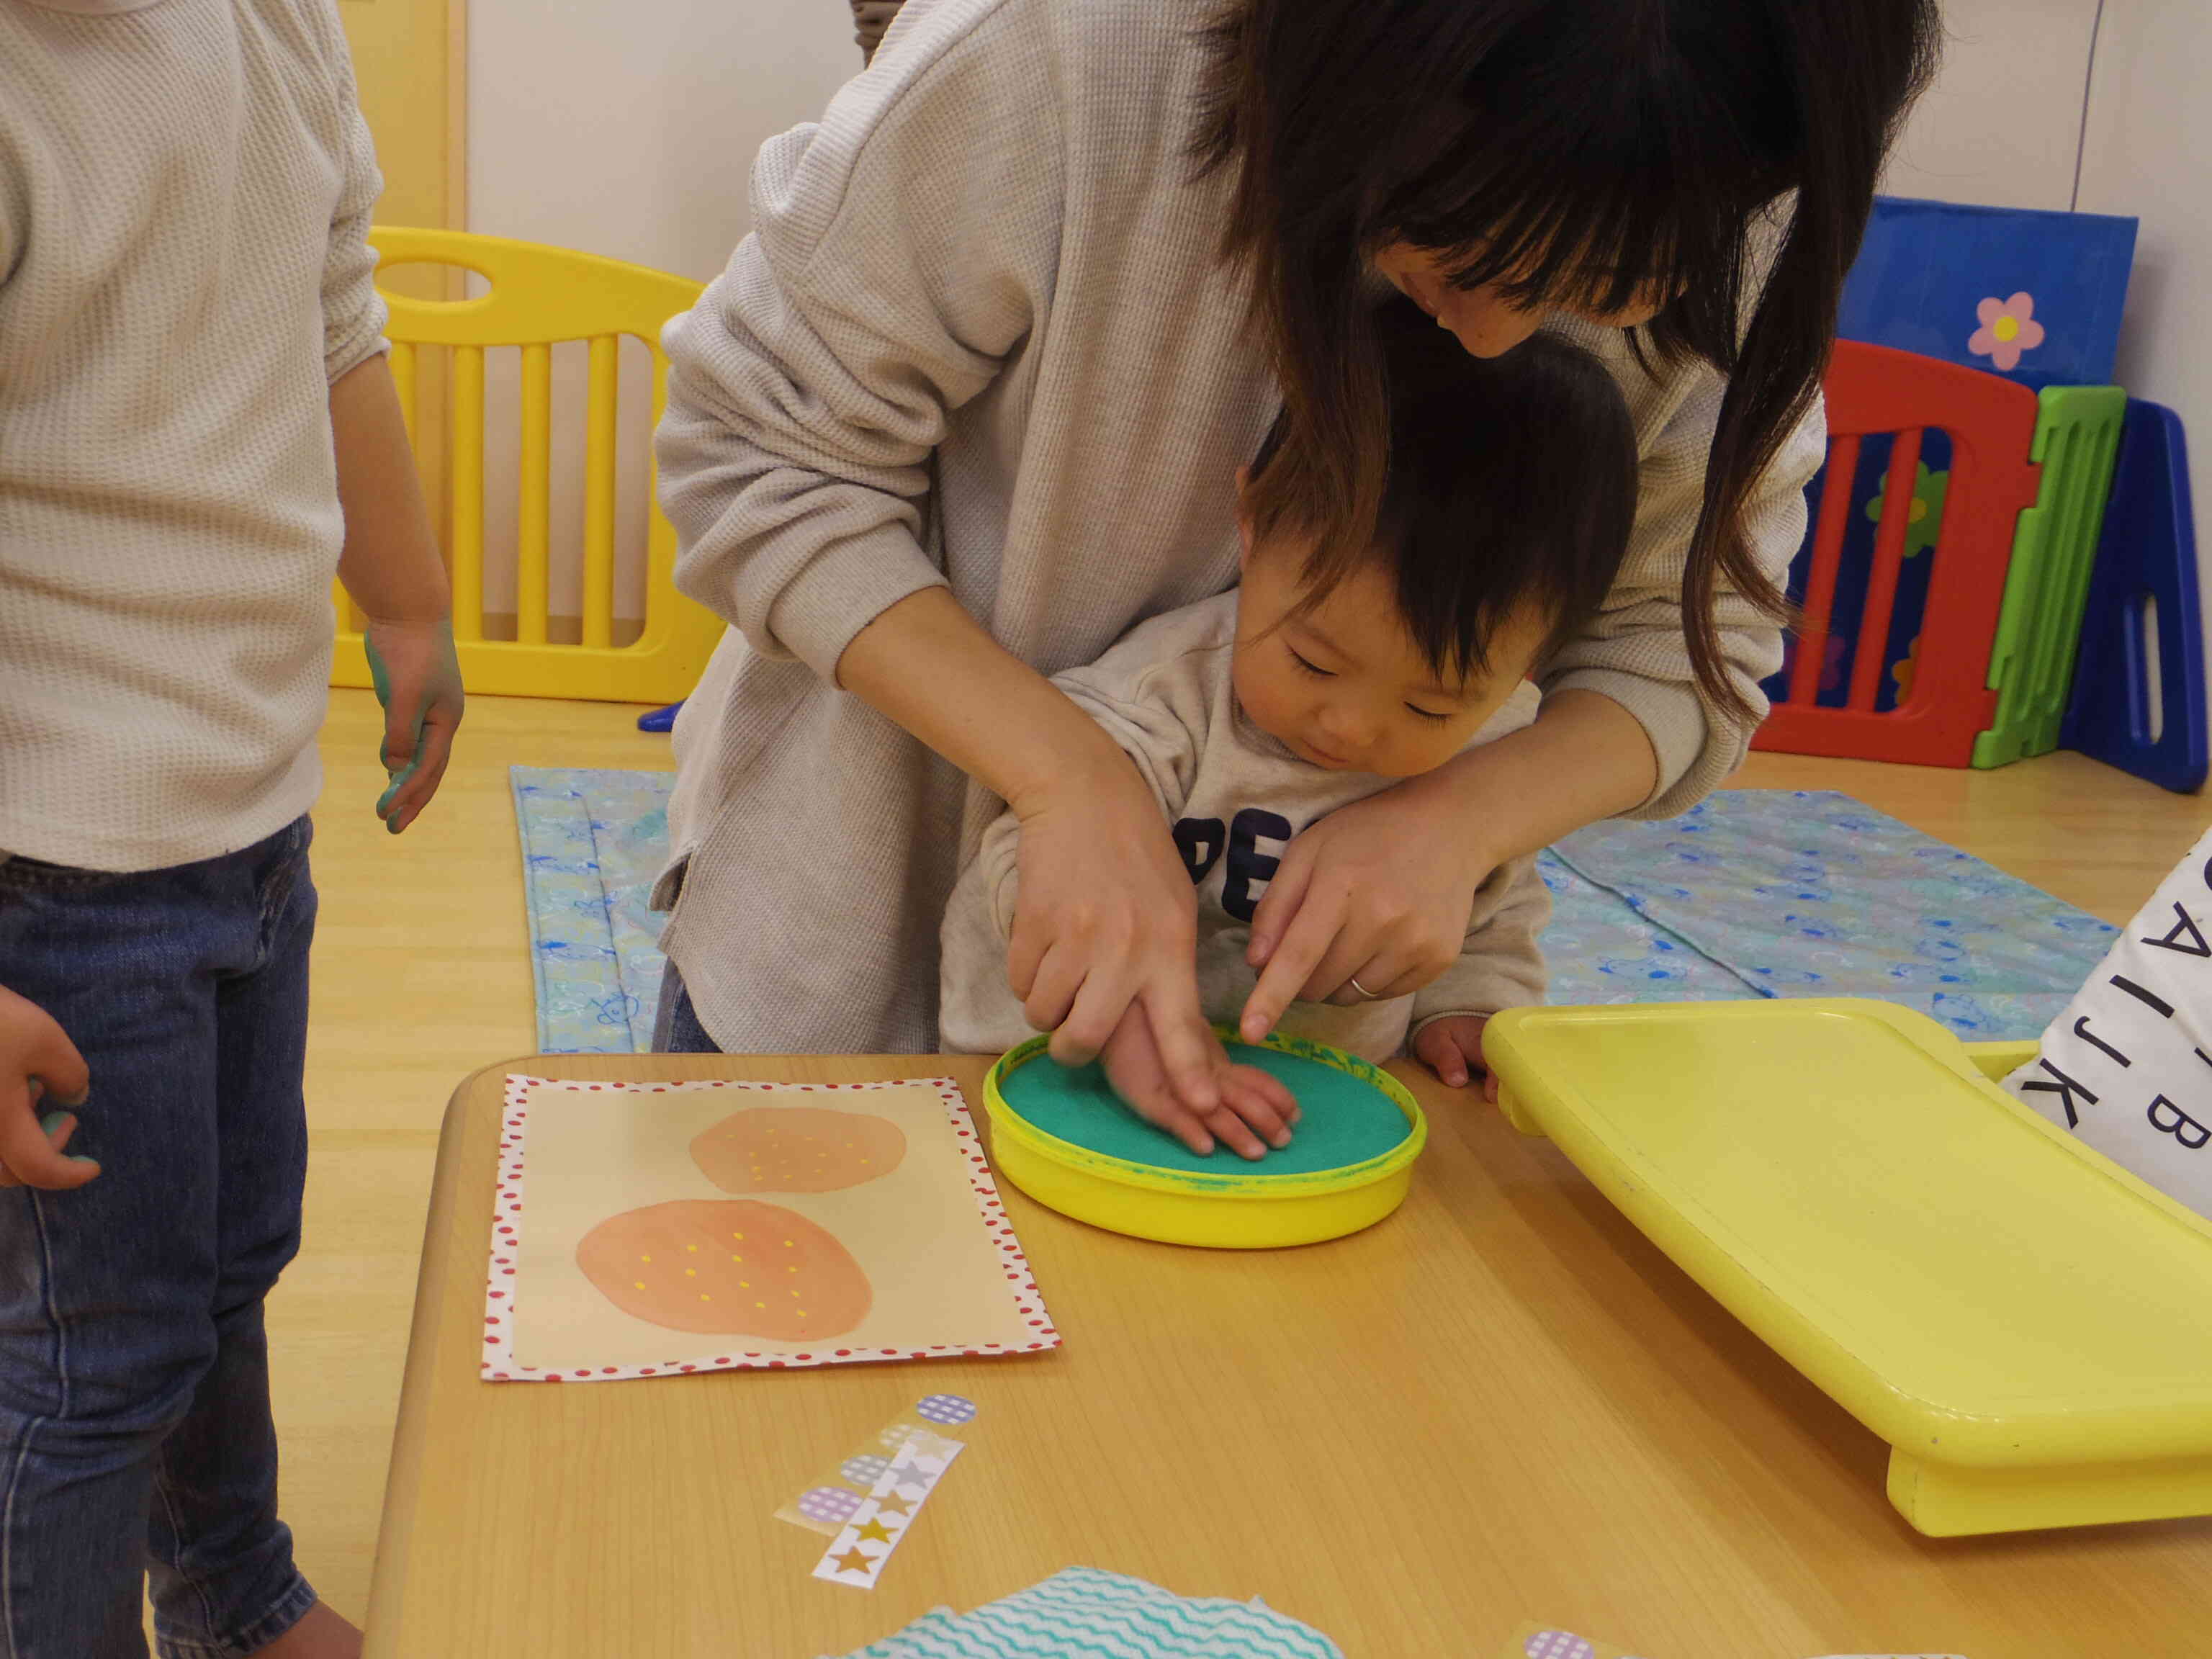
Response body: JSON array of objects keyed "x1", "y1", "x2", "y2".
[{"x1": 1973, "y1": 385, "x2": 2128, "y2": 768}]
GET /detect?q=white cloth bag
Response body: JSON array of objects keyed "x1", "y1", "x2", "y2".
[{"x1": 2003, "y1": 824, "x2": 2212, "y2": 1217}]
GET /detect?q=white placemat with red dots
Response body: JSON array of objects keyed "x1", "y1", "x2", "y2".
[{"x1": 482, "y1": 1075, "x2": 1058, "y2": 1381}]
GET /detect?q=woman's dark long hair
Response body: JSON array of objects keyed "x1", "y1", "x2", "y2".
[{"x1": 1197, "y1": 0, "x2": 1940, "y2": 721}]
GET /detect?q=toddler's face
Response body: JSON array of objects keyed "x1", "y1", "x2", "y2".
[{"x1": 1231, "y1": 534, "x2": 1547, "y2": 779}]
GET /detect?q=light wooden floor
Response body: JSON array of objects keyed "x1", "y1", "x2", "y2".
[{"x1": 282, "y1": 690, "x2": 2207, "y2": 1619}]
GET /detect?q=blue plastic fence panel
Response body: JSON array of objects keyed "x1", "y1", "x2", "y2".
[
  {"x1": 1765, "y1": 428, "x2": 1954, "y2": 716},
  {"x1": 2060, "y1": 399, "x2": 2208, "y2": 794},
  {"x1": 1838, "y1": 196, "x2": 2137, "y2": 392}
]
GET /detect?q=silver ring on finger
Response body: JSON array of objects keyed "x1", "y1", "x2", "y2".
[{"x1": 1348, "y1": 975, "x2": 1380, "y2": 1001}]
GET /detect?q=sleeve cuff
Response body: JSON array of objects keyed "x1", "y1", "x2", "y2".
[
  {"x1": 1547, "y1": 667, "x2": 1712, "y2": 815},
  {"x1": 760, "y1": 524, "x2": 950, "y2": 684},
  {"x1": 325, "y1": 323, "x2": 390, "y2": 386},
  {"x1": 1409, "y1": 1009, "x2": 1483, "y2": 1040}
]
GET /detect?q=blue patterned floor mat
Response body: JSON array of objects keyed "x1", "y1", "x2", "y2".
[{"x1": 513, "y1": 769, "x2": 2115, "y2": 1054}]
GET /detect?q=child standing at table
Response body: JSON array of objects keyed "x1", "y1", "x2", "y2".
[
  {"x1": 0, "y1": 2, "x2": 461, "y2": 1653},
  {"x1": 940, "y1": 305, "x2": 1638, "y2": 1157}
]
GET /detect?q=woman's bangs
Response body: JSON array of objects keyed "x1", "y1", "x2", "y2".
[{"x1": 1372, "y1": 71, "x2": 1782, "y2": 321}]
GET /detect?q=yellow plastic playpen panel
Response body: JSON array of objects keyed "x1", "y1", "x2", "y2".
[{"x1": 333, "y1": 228, "x2": 725, "y2": 704}]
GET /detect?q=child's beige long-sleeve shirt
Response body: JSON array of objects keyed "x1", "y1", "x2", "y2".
[
  {"x1": 0, "y1": 0, "x2": 387, "y2": 871},
  {"x1": 939, "y1": 593, "x2": 1550, "y2": 1063}
]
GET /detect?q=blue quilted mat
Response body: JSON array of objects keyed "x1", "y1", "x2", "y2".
[
  {"x1": 513, "y1": 769, "x2": 2115, "y2": 1053},
  {"x1": 513, "y1": 767, "x2": 675, "y2": 1053}
]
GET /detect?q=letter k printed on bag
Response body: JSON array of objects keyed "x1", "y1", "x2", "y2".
[{"x1": 2005, "y1": 824, "x2": 2212, "y2": 1218}]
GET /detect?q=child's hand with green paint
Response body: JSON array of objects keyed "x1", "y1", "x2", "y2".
[
  {"x1": 330, "y1": 354, "x2": 464, "y2": 835},
  {"x1": 364, "y1": 616, "x2": 464, "y2": 835},
  {"x1": 0, "y1": 984, "x2": 99, "y2": 1190}
]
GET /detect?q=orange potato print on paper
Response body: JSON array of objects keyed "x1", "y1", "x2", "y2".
[
  {"x1": 689, "y1": 1107, "x2": 907, "y2": 1195},
  {"x1": 575, "y1": 1199, "x2": 871, "y2": 1339}
]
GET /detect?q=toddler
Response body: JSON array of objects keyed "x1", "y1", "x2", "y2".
[{"x1": 941, "y1": 306, "x2": 1637, "y2": 1156}]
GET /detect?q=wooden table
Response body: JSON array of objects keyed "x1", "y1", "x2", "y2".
[{"x1": 366, "y1": 1053, "x2": 2212, "y2": 1657}]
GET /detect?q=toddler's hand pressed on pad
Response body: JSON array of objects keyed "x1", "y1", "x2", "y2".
[{"x1": 1097, "y1": 1003, "x2": 1298, "y2": 1160}]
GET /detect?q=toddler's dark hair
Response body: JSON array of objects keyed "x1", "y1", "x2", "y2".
[{"x1": 1249, "y1": 297, "x2": 1639, "y2": 682}]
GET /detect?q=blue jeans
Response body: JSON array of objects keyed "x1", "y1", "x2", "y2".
[
  {"x1": 652, "y1": 959, "x2": 721, "y2": 1055},
  {"x1": 0, "y1": 819, "x2": 318, "y2": 1659}
]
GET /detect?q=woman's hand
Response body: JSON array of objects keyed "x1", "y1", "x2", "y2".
[
  {"x1": 1237, "y1": 774, "x2": 1492, "y2": 1041},
  {"x1": 1238, "y1": 688, "x2": 1658, "y2": 1042},
  {"x1": 1097, "y1": 1002, "x2": 1298, "y2": 1159},
  {"x1": 836, "y1": 589, "x2": 1245, "y2": 1123},
  {"x1": 1006, "y1": 745, "x2": 1227, "y2": 1120}
]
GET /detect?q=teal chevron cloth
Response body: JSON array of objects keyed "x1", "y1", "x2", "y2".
[{"x1": 823, "y1": 1568, "x2": 1344, "y2": 1659}]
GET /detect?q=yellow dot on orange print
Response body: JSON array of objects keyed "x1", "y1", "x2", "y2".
[
  {"x1": 786, "y1": 1266, "x2": 798, "y2": 1274},
  {"x1": 783, "y1": 1240, "x2": 795, "y2": 1249},
  {"x1": 700, "y1": 1293, "x2": 711, "y2": 1302},
  {"x1": 684, "y1": 1268, "x2": 696, "y2": 1277},
  {"x1": 640, "y1": 1254, "x2": 652, "y2": 1264},
  {"x1": 732, "y1": 1232, "x2": 744, "y2": 1241},
  {"x1": 754, "y1": 1300, "x2": 765, "y2": 1309},
  {"x1": 686, "y1": 1244, "x2": 698, "y2": 1253},
  {"x1": 632, "y1": 1281, "x2": 644, "y2": 1290}
]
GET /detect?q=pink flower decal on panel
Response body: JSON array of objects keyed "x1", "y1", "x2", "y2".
[{"x1": 1968, "y1": 292, "x2": 2046, "y2": 372}]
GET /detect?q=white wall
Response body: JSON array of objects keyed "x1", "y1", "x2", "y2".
[
  {"x1": 469, "y1": 0, "x2": 860, "y2": 280},
  {"x1": 465, "y1": 1, "x2": 863, "y2": 624},
  {"x1": 1881, "y1": 0, "x2": 2103, "y2": 211},
  {"x1": 2072, "y1": 1, "x2": 2212, "y2": 737},
  {"x1": 2077, "y1": 2, "x2": 2210, "y2": 493},
  {"x1": 1879, "y1": 0, "x2": 2211, "y2": 745}
]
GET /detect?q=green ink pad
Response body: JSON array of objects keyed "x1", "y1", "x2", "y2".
[
  {"x1": 981, "y1": 1034, "x2": 1429, "y2": 1246},
  {"x1": 994, "y1": 1041, "x2": 1415, "y2": 1177}
]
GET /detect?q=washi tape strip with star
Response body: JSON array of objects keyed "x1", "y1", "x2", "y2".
[
  {"x1": 780, "y1": 1393, "x2": 980, "y2": 1537},
  {"x1": 810, "y1": 1431, "x2": 964, "y2": 1591}
]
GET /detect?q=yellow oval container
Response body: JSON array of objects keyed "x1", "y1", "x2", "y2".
[{"x1": 980, "y1": 1030, "x2": 1427, "y2": 1249}]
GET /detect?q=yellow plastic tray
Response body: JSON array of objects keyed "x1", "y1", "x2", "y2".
[
  {"x1": 1485, "y1": 997, "x2": 2212, "y2": 1536},
  {"x1": 980, "y1": 1031, "x2": 1426, "y2": 1249}
]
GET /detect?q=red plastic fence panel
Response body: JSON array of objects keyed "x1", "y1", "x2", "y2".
[{"x1": 1754, "y1": 341, "x2": 2041, "y2": 767}]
